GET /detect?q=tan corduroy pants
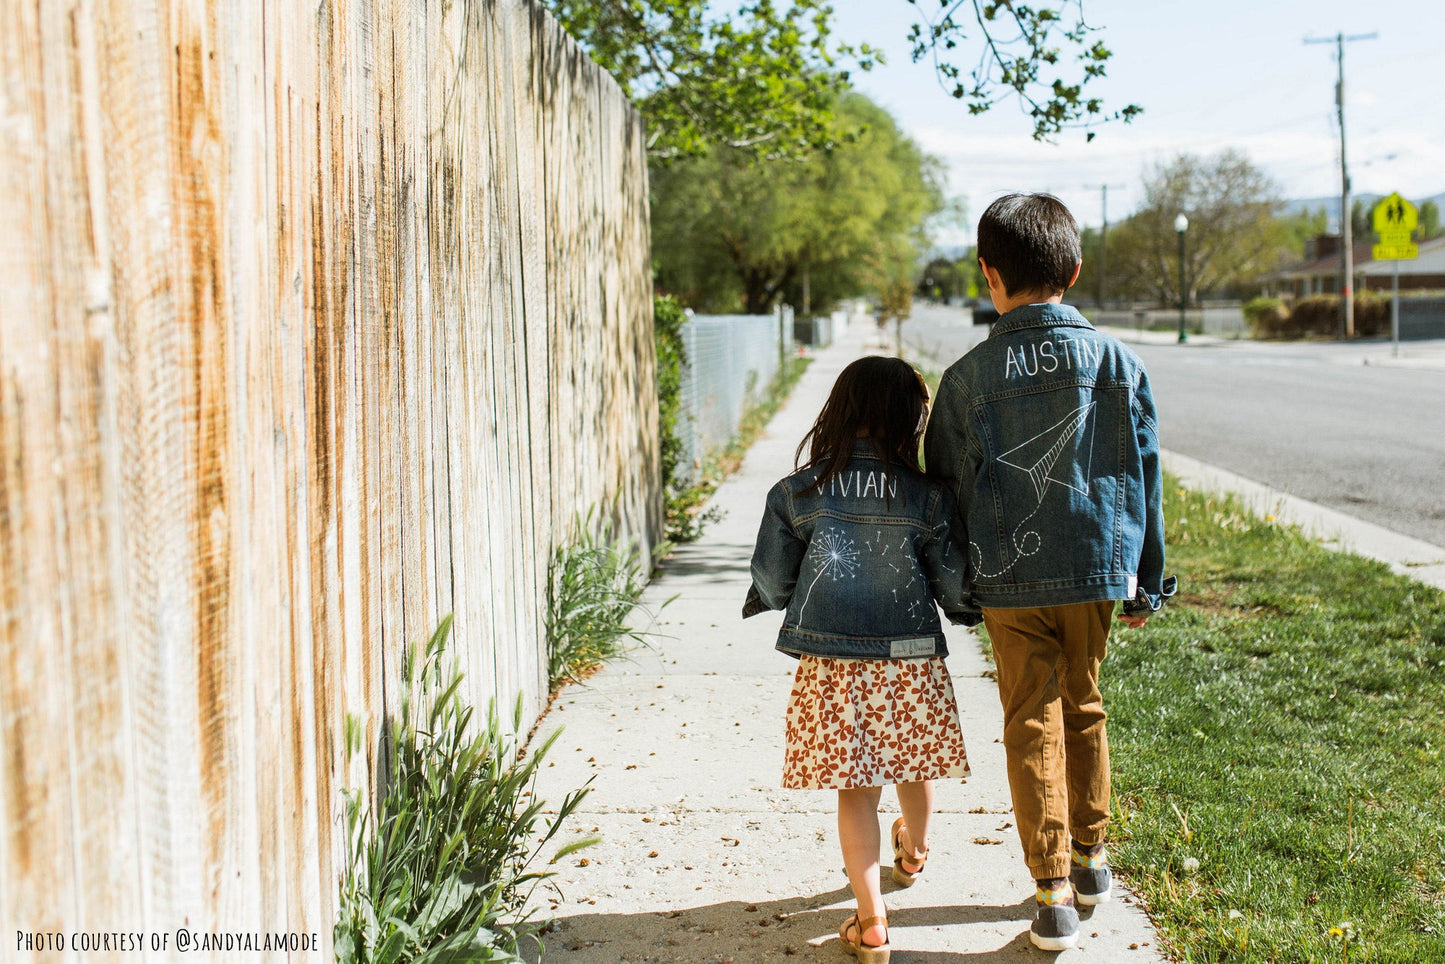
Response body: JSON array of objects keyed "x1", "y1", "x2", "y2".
[{"x1": 982, "y1": 601, "x2": 1115, "y2": 880}]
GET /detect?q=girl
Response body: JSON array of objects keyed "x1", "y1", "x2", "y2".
[{"x1": 744, "y1": 356, "x2": 979, "y2": 963}]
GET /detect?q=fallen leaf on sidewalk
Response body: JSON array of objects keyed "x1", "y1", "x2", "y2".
[
  {"x1": 721, "y1": 837, "x2": 740, "y2": 847},
  {"x1": 972, "y1": 837, "x2": 1004, "y2": 845}
]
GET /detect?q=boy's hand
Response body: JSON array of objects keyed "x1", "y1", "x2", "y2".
[{"x1": 1117, "y1": 613, "x2": 1148, "y2": 629}]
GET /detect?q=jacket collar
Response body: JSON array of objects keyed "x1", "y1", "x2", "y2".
[
  {"x1": 988, "y1": 301, "x2": 1095, "y2": 338},
  {"x1": 850, "y1": 437, "x2": 884, "y2": 459}
]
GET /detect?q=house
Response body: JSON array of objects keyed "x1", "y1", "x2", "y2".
[
  {"x1": 1359, "y1": 235, "x2": 1445, "y2": 291},
  {"x1": 1265, "y1": 235, "x2": 1445, "y2": 300}
]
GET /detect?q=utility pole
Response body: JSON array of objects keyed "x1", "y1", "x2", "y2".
[
  {"x1": 1306, "y1": 30, "x2": 1376, "y2": 339},
  {"x1": 1085, "y1": 183, "x2": 1127, "y2": 308}
]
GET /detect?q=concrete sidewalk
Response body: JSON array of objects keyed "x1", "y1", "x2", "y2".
[{"x1": 526, "y1": 324, "x2": 1167, "y2": 962}]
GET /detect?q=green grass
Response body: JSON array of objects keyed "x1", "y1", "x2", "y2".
[
  {"x1": 335, "y1": 617, "x2": 595, "y2": 963},
  {"x1": 1109, "y1": 480, "x2": 1445, "y2": 962},
  {"x1": 546, "y1": 512, "x2": 661, "y2": 690}
]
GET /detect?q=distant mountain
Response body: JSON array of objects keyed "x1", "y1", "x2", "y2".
[{"x1": 1281, "y1": 192, "x2": 1445, "y2": 232}]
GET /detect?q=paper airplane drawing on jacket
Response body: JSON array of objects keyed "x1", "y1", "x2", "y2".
[{"x1": 997, "y1": 402, "x2": 1096, "y2": 502}]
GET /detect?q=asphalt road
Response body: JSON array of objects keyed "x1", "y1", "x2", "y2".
[{"x1": 902, "y1": 303, "x2": 1445, "y2": 549}]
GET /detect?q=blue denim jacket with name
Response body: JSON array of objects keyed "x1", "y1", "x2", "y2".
[
  {"x1": 743, "y1": 439, "x2": 981, "y2": 659},
  {"x1": 924, "y1": 302, "x2": 1176, "y2": 613}
]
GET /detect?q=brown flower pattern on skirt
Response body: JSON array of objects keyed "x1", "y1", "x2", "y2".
[{"x1": 782, "y1": 655, "x2": 970, "y2": 789}]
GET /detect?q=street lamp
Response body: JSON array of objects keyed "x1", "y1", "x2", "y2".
[{"x1": 1174, "y1": 213, "x2": 1189, "y2": 343}]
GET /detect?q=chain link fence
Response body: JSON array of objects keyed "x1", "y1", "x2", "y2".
[{"x1": 678, "y1": 306, "x2": 795, "y2": 483}]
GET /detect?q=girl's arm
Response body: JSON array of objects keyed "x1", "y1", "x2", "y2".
[
  {"x1": 743, "y1": 481, "x2": 806, "y2": 617},
  {"x1": 921, "y1": 487, "x2": 982, "y2": 627}
]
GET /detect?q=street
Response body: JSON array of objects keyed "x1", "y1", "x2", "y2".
[{"x1": 903, "y1": 303, "x2": 1445, "y2": 548}]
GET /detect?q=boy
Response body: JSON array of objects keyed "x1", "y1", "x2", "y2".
[{"x1": 923, "y1": 193, "x2": 1175, "y2": 951}]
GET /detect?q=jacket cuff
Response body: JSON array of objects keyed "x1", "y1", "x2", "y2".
[
  {"x1": 742, "y1": 583, "x2": 769, "y2": 619},
  {"x1": 943, "y1": 604, "x2": 983, "y2": 628},
  {"x1": 1121, "y1": 574, "x2": 1178, "y2": 616}
]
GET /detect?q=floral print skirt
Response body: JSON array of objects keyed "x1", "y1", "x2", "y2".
[{"x1": 782, "y1": 654, "x2": 971, "y2": 790}]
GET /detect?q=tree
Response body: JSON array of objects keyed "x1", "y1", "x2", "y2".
[
  {"x1": 543, "y1": 0, "x2": 868, "y2": 160},
  {"x1": 1351, "y1": 197, "x2": 1371, "y2": 242},
  {"x1": 1104, "y1": 151, "x2": 1285, "y2": 305},
  {"x1": 1280, "y1": 206, "x2": 1329, "y2": 253},
  {"x1": 650, "y1": 92, "x2": 944, "y2": 313},
  {"x1": 1417, "y1": 199, "x2": 1441, "y2": 241},
  {"x1": 1073, "y1": 224, "x2": 1102, "y2": 304},
  {"x1": 917, "y1": 256, "x2": 959, "y2": 300},
  {"x1": 543, "y1": 0, "x2": 1140, "y2": 160}
]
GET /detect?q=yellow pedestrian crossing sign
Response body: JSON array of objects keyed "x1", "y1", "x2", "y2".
[
  {"x1": 1373, "y1": 240, "x2": 1419, "y2": 260},
  {"x1": 1372, "y1": 192, "x2": 1418, "y2": 261},
  {"x1": 1372, "y1": 192, "x2": 1417, "y2": 233}
]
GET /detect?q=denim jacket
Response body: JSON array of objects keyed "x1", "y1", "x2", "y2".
[
  {"x1": 743, "y1": 439, "x2": 981, "y2": 659},
  {"x1": 923, "y1": 302, "x2": 1176, "y2": 614}
]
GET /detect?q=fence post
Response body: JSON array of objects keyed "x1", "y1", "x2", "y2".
[{"x1": 776, "y1": 304, "x2": 785, "y2": 366}]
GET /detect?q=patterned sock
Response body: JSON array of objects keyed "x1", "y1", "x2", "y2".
[
  {"x1": 1036, "y1": 878, "x2": 1074, "y2": 906},
  {"x1": 1071, "y1": 843, "x2": 1108, "y2": 867}
]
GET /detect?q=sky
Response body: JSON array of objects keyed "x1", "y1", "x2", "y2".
[{"x1": 824, "y1": 0, "x2": 1445, "y2": 246}]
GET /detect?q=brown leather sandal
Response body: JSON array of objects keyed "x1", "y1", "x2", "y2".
[
  {"x1": 839, "y1": 912, "x2": 890, "y2": 963},
  {"x1": 890, "y1": 817, "x2": 928, "y2": 887}
]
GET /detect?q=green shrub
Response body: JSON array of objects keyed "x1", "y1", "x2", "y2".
[
  {"x1": 546, "y1": 512, "x2": 659, "y2": 689},
  {"x1": 654, "y1": 295, "x2": 687, "y2": 499},
  {"x1": 1353, "y1": 289, "x2": 1390, "y2": 337},
  {"x1": 1283, "y1": 294, "x2": 1342, "y2": 337},
  {"x1": 1242, "y1": 296, "x2": 1289, "y2": 338},
  {"x1": 1257, "y1": 293, "x2": 1393, "y2": 340},
  {"x1": 654, "y1": 294, "x2": 724, "y2": 542},
  {"x1": 335, "y1": 617, "x2": 594, "y2": 963}
]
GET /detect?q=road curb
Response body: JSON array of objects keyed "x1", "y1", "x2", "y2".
[{"x1": 1162, "y1": 450, "x2": 1445, "y2": 592}]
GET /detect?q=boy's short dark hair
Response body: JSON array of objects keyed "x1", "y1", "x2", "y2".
[{"x1": 977, "y1": 193, "x2": 1081, "y2": 297}]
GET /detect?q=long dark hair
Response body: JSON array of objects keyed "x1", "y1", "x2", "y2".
[{"x1": 795, "y1": 356, "x2": 930, "y2": 494}]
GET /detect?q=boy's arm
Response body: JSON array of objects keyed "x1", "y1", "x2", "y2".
[
  {"x1": 1121, "y1": 368, "x2": 1178, "y2": 621},
  {"x1": 922, "y1": 487, "x2": 982, "y2": 627},
  {"x1": 923, "y1": 369, "x2": 971, "y2": 498},
  {"x1": 742, "y1": 481, "x2": 806, "y2": 617}
]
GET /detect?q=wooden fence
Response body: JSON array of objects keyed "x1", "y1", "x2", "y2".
[{"x1": 0, "y1": 0, "x2": 658, "y2": 955}]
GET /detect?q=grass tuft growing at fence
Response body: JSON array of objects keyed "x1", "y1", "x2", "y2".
[
  {"x1": 546, "y1": 512, "x2": 662, "y2": 690},
  {"x1": 335, "y1": 616, "x2": 594, "y2": 963},
  {"x1": 1109, "y1": 482, "x2": 1445, "y2": 962}
]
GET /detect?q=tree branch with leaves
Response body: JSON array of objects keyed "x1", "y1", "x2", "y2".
[
  {"x1": 544, "y1": 0, "x2": 1140, "y2": 160},
  {"x1": 903, "y1": 0, "x2": 1140, "y2": 142}
]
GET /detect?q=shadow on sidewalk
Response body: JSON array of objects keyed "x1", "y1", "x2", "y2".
[
  {"x1": 656, "y1": 542, "x2": 757, "y2": 579},
  {"x1": 528, "y1": 883, "x2": 1048, "y2": 962}
]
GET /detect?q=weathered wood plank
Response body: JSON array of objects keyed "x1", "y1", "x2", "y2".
[
  {"x1": 2, "y1": 0, "x2": 85, "y2": 944},
  {"x1": 2, "y1": 0, "x2": 659, "y2": 948}
]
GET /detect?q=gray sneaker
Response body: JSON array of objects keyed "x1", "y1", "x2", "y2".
[
  {"x1": 1030, "y1": 903, "x2": 1080, "y2": 951},
  {"x1": 1071, "y1": 850, "x2": 1113, "y2": 906}
]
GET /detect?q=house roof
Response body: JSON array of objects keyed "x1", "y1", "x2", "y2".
[
  {"x1": 1268, "y1": 236, "x2": 1445, "y2": 280},
  {"x1": 1269, "y1": 240, "x2": 1374, "y2": 280}
]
